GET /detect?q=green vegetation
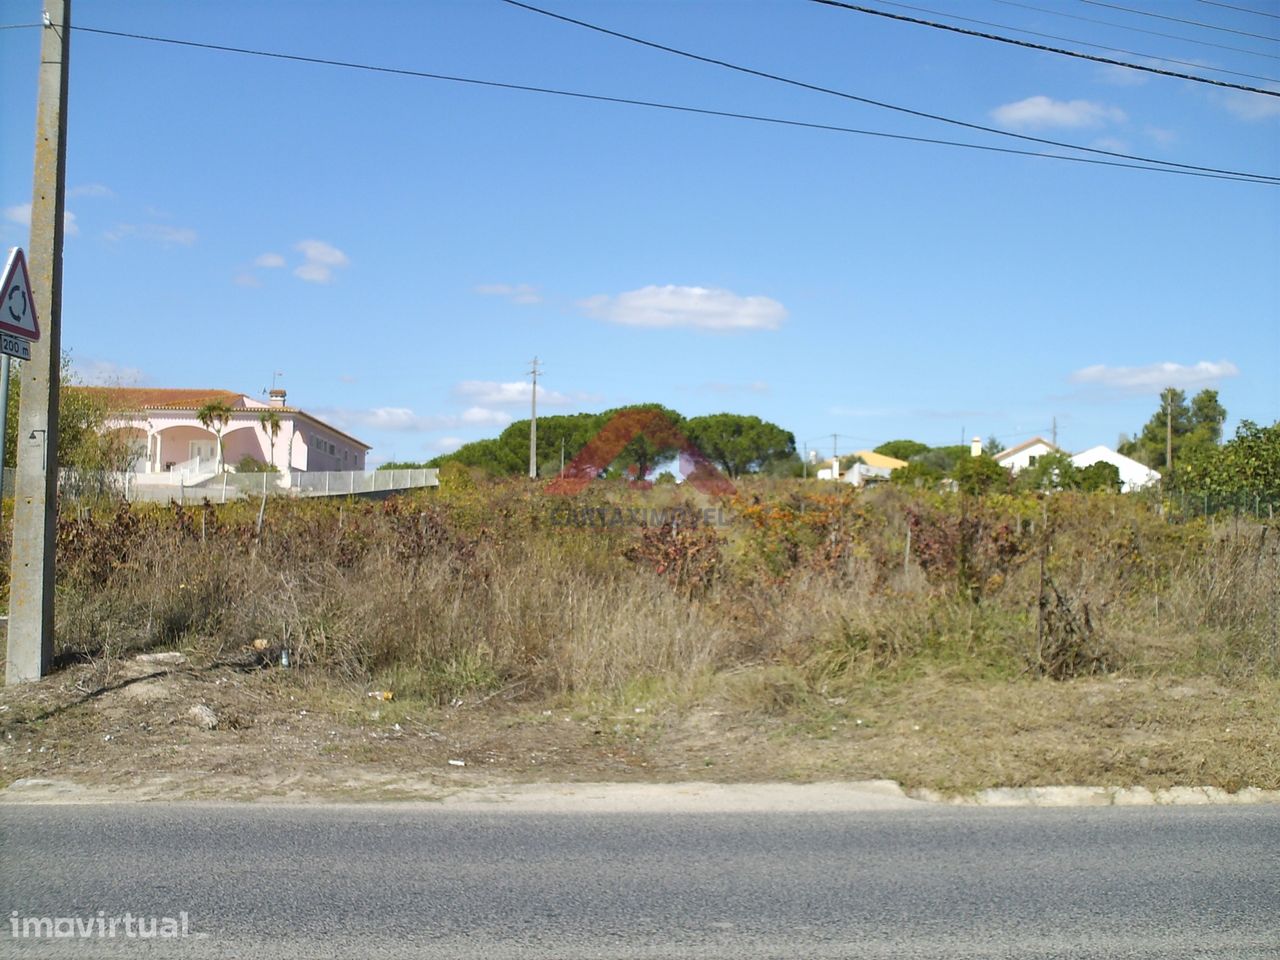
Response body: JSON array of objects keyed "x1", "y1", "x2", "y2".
[
  {"x1": 1119, "y1": 387, "x2": 1226, "y2": 472},
  {"x1": 391, "y1": 406, "x2": 795, "y2": 482},
  {"x1": 873, "y1": 439, "x2": 929, "y2": 461},
  {"x1": 1178, "y1": 419, "x2": 1280, "y2": 502},
  {"x1": 4, "y1": 355, "x2": 131, "y2": 473},
  {"x1": 684, "y1": 413, "x2": 796, "y2": 478},
  {"x1": 19, "y1": 476, "x2": 1274, "y2": 701},
  {"x1": 195, "y1": 400, "x2": 234, "y2": 471},
  {"x1": 235, "y1": 455, "x2": 277, "y2": 474}
]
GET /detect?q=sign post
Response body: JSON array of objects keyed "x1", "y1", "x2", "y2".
[{"x1": 0, "y1": 248, "x2": 40, "y2": 501}]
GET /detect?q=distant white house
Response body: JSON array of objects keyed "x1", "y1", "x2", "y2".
[
  {"x1": 1070, "y1": 445, "x2": 1161, "y2": 493},
  {"x1": 813, "y1": 450, "x2": 908, "y2": 486},
  {"x1": 994, "y1": 436, "x2": 1061, "y2": 475}
]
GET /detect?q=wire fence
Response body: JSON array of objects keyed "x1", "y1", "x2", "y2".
[{"x1": 1166, "y1": 490, "x2": 1278, "y2": 522}]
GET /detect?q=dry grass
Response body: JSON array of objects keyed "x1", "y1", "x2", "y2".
[{"x1": 0, "y1": 479, "x2": 1274, "y2": 795}]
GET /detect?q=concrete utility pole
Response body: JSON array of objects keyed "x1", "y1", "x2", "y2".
[
  {"x1": 528, "y1": 357, "x2": 540, "y2": 479},
  {"x1": 7, "y1": 0, "x2": 69, "y2": 684},
  {"x1": 1165, "y1": 391, "x2": 1173, "y2": 475},
  {"x1": 0, "y1": 357, "x2": 10, "y2": 489}
]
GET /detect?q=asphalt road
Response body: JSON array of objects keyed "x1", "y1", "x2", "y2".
[{"x1": 1, "y1": 801, "x2": 1277, "y2": 958}]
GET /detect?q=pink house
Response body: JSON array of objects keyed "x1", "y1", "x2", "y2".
[{"x1": 81, "y1": 387, "x2": 370, "y2": 474}]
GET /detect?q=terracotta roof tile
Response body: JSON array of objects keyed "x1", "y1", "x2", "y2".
[
  {"x1": 72, "y1": 386, "x2": 371, "y2": 451},
  {"x1": 75, "y1": 387, "x2": 245, "y2": 411}
]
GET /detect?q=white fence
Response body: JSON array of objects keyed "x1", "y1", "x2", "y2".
[
  {"x1": 0, "y1": 467, "x2": 438, "y2": 503},
  {"x1": 286, "y1": 469, "x2": 438, "y2": 496}
]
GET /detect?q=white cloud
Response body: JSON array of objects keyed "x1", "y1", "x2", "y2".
[
  {"x1": 460, "y1": 406, "x2": 512, "y2": 426},
  {"x1": 991, "y1": 96, "x2": 1127, "y2": 130},
  {"x1": 432, "y1": 436, "x2": 465, "y2": 453},
  {"x1": 474, "y1": 283, "x2": 541, "y2": 304},
  {"x1": 1219, "y1": 89, "x2": 1280, "y2": 122},
  {"x1": 105, "y1": 223, "x2": 197, "y2": 246},
  {"x1": 452, "y1": 380, "x2": 580, "y2": 406},
  {"x1": 293, "y1": 239, "x2": 349, "y2": 284},
  {"x1": 255, "y1": 252, "x2": 286, "y2": 268},
  {"x1": 580, "y1": 285, "x2": 786, "y2": 331},
  {"x1": 319, "y1": 405, "x2": 511, "y2": 433},
  {"x1": 294, "y1": 263, "x2": 332, "y2": 283},
  {"x1": 233, "y1": 272, "x2": 262, "y2": 288},
  {"x1": 1070, "y1": 360, "x2": 1240, "y2": 392},
  {"x1": 4, "y1": 203, "x2": 78, "y2": 236},
  {"x1": 72, "y1": 358, "x2": 145, "y2": 386},
  {"x1": 70, "y1": 183, "x2": 114, "y2": 198}
]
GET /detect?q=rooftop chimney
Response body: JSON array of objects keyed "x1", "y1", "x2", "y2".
[
  {"x1": 269, "y1": 388, "x2": 287, "y2": 408},
  {"x1": 971, "y1": 436, "x2": 982, "y2": 457}
]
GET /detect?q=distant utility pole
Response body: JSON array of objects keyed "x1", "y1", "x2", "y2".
[
  {"x1": 1165, "y1": 392, "x2": 1173, "y2": 475},
  {"x1": 8, "y1": 0, "x2": 70, "y2": 684},
  {"x1": 528, "y1": 356, "x2": 541, "y2": 479},
  {"x1": 1051, "y1": 416, "x2": 1057, "y2": 448}
]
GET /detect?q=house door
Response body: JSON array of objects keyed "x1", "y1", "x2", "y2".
[{"x1": 189, "y1": 440, "x2": 216, "y2": 464}]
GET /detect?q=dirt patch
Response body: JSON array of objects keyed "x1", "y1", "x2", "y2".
[{"x1": 1, "y1": 655, "x2": 1277, "y2": 802}]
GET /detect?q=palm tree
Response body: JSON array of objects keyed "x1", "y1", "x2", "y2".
[
  {"x1": 196, "y1": 400, "x2": 234, "y2": 472},
  {"x1": 258, "y1": 408, "x2": 282, "y2": 471}
]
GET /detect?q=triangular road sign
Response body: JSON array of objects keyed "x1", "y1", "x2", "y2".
[{"x1": 0, "y1": 247, "x2": 40, "y2": 341}]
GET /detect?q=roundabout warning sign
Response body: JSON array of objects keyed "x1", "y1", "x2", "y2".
[{"x1": 1, "y1": 247, "x2": 40, "y2": 341}]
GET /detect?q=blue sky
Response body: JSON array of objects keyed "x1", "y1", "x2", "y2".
[{"x1": 1, "y1": 0, "x2": 1277, "y2": 465}]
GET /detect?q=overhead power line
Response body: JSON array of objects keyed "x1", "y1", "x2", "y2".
[
  {"x1": 811, "y1": 0, "x2": 1280, "y2": 68},
  {"x1": 501, "y1": 1, "x2": 1278, "y2": 182},
  {"x1": 66, "y1": 24, "x2": 1276, "y2": 185},
  {"x1": 990, "y1": 0, "x2": 1280, "y2": 75},
  {"x1": 861, "y1": 0, "x2": 1280, "y2": 61},
  {"x1": 1196, "y1": 0, "x2": 1280, "y2": 21},
  {"x1": 1078, "y1": 0, "x2": 1280, "y2": 42}
]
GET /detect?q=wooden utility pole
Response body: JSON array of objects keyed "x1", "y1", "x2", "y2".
[
  {"x1": 528, "y1": 357, "x2": 540, "y2": 479},
  {"x1": 1165, "y1": 391, "x2": 1173, "y2": 475},
  {"x1": 7, "y1": 0, "x2": 70, "y2": 683}
]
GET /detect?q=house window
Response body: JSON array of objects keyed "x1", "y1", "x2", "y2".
[{"x1": 1028, "y1": 455, "x2": 1038, "y2": 466}]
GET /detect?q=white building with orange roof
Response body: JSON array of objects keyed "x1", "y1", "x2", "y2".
[
  {"x1": 993, "y1": 436, "x2": 1061, "y2": 475},
  {"x1": 80, "y1": 386, "x2": 370, "y2": 476}
]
